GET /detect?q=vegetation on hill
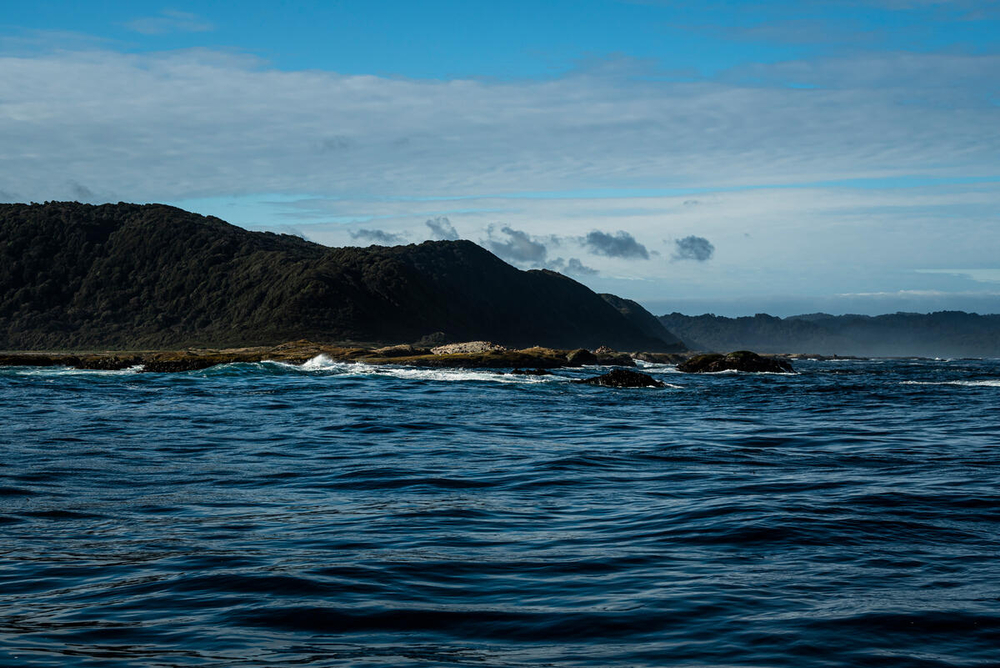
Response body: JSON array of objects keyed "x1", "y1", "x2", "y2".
[
  {"x1": 0, "y1": 202, "x2": 684, "y2": 351},
  {"x1": 599, "y1": 293, "x2": 685, "y2": 351}
]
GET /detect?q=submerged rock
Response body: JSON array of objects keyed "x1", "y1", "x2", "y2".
[
  {"x1": 676, "y1": 350, "x2": 794, "y2": 374},
  {"x1": 508, "y1": 368, "x2": 553, "y2": 376},
  {"x1": 575, "y1": 368, "x2": 665, "y2": 388}
]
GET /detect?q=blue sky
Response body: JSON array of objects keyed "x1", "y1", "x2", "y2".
[{"x1": 2, "y1": 1, "x2": 999, "y2": 315}]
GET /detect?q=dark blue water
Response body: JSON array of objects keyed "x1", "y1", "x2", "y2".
[{"x1": 2, "y1": 357, "x2": 999, "y2": 667}]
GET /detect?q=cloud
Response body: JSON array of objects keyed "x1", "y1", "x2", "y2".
[
  {"x1": 1, "y1": 46, "x2": 999, "y2": 306},
  {"x1": 565, "y1": 258, "x2": 598, "y2": 276},
  {"x1": 319, "y1": 136, "x2": 351, "y2": 153},
  {"x1": 916, "y1": 268, "x2": 1000, "y2": 283},
  {"x1": 349, "y1": 228, "x2": 406, "y2": 244},
  {"x1": 125, "y1": 10, "x2": 214, "y2": 35},
  {"x1": 1, "y1": 47, "x2": 997, "y2": 205},
  {"x1": 69, "y1": 181, "x2": 99, "y2": 203},
  {"x1": 583, "y1": 230, "x2": 649, "y2": 259},
  {"x1": 425, "y1": 217, "x2": 459, "y2": 240},
  {"x1": 673, "y1": 235, "x2": 715, "y2": 261},
  {"x1": 483, "y1": 225, "x2": 548, "y2": 264}
]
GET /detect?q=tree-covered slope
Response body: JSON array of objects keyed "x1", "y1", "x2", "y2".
[
  {"x1": 0, "y1": 202, "x2": 683, "y2": 351},
  {"x1": 599, "y1": 293, "x2": 685, "y2": 352}
]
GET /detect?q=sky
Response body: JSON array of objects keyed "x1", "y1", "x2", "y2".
[{"x1": 1, "y1": 0, "x2": 999, "y2": 316}]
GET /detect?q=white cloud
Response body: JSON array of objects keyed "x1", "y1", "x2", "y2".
[
  {"x1": 1, "y1": 48, "x2": 997, "y2": 205},
  {"x1": 125, "y1": 10, "x2": 214, "y2": 35},
  {"x1": 916, "y1": 269, "x2": 1000, "y2": 283}
]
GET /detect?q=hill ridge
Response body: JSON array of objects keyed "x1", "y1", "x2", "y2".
[{"x1": 1, "y1": 201, "x2": 684, "y2": 352}]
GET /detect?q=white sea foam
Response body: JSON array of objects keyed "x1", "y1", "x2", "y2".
[
  {"x1": 901, "y1": 380, "x2": 1000, "y2": 388},
  {"x1": 284, "y1": 355, "x2": 565, "y2": 384},
  {"x1": 634, "y1": 360, "x2": 680, "y2": 372},
  {"x1": 711, "y1": 368, "x2": 798, "y2": 376},
  {"x1": 5, "y1": 365, "x2": 144, "y2": 376},
  {"x1": 297, "y1": 354, "x2": 352, "y2": 371}
]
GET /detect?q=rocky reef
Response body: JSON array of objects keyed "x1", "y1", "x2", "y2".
[
  {"x1": 575, "y1": 368, "x2": 665, "y2": 388},
  {"x1": 676, "y1": 350, "x2": 794, "y2": 374},
  {"x1": 1, "y1": 337, "x2": 799, "y2": 379},
  {"x1": 0, "y1": 341, "x2": 656, "y2": 373}
]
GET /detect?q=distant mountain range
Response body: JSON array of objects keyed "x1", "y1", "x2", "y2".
[
  {"x1": 659, "y1": 311, "x2": 1000, "y2": 358},
  {"x1": 0, "y1": 202, "x2": 685, "y2": 352}
]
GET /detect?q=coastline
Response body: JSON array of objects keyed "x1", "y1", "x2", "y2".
[{"x1": 0, "y1": 341, "x2": 689, "y2": 373}]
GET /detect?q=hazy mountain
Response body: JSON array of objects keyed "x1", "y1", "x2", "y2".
[
  {"x1": 659, "y1": 311, "x2": 1000, "y2": 358},
  {"x1": 0, "y1": 202, "x2": 684, "y2": 352}
]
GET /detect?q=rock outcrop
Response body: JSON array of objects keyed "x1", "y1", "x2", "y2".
[
  {"x1": 431, "y1": 341, "x2": 507, "y2": 355},
  {"x1": 676, "y1": 351, "x2": 794, "y2": 374},
  {"x1": 566, "y1": 348, "x2": 598, "y2": 366},
  {"x1": 575, "y1": 368, "x2": 666, "y2": 388}
]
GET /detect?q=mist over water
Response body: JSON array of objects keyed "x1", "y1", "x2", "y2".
[{"x1": 2, "y1": 358, "x2": 1000, "y2": 667}]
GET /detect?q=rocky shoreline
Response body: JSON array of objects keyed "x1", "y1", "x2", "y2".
[
  {"x1": 0, "y1": 340, "x2": 688, "y2": 373},
  {"x1": 0, "y1": 340, "x2": 822, "y2": 380}
]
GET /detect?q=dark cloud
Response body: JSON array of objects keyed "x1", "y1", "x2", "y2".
[
  {"x1": 673, "y1": 235, "x2": 715, "y2": 261},
  {"x1": 70, "y1": 181, "x2": 98, "y2": 203},
  {"x1": 583, "y1": 230, "x2": 649, "y2": 260},
  {"x1": 0, "y1": 189, "x2": 16, "y2": 202},
  {"x1": 350, "y1": 228, "x2": 405, "y2": 245},
  {"x1": 483, "y1": 225, "x2": 548, "y2": 264},
  {"x1": 566, "y1": 258, "x2": 598, "y2": 276},
  {"x1": 425, "y1": 217, "x2": 460, "y2": 240},
  {"x1": 547, "y1": 256, "x2": 599, "y2": 277}
]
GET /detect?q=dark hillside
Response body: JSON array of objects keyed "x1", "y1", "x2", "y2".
[
  {"x1": 599, "y1": 293, "x2": 685, "y2": 352},
  {"x1": 0, "y1": 202, "x2": 682, "y2": 351}
]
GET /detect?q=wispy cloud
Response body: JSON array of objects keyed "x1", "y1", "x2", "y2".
[
  {"x1": 125, "y1": 10, "x2": 214, "y2": 35},
  {"x1": 916, "y1": 268, "x2": 1000, "y2": 283},
  {"x1": 2, "y1": 48, "x2": 996, "y2": 203}
]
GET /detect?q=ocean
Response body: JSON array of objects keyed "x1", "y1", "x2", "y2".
[{"x1": 1, "y1": 357, "x2": 999, "y2": 667}]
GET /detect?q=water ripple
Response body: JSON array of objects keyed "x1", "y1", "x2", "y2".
[{"x1": 2, "y1": 359, "x2": 1000, "y2": 666}]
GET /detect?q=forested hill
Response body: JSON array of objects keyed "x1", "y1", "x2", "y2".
[
  {"x1": 659, "y1": 311, "x2": 1000, "y2": 358},
  {"x1": 0, "y1": 202, "x2": 685, "y2": 351}
]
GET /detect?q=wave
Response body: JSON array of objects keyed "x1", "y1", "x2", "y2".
[
  {"x1": 1, "y1": 365, "x2": 144, "y2": 376},
  {"x1": 901, "y1": 380, "x2": 1000, "y2": 387},
  {"x1": 705, "y1": 368, "x2": 799, "y2": 376},
  {"x1": 267, "y1": 355, "x2": 565, "y2": 384},
  {"x1": 634, "y1": 360, "x2": 681, "y2": 373}
]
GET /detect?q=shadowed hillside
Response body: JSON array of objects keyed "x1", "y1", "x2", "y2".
[
  {"x1": 659, "y1": 311, "x2": 1000, "y2": 358},
  {"x1": 0, "y1": 202, "x2": 684, "y2": 351},
  {"x1": 599, "y1": 293, "x2": 685, "y2": 351}
]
